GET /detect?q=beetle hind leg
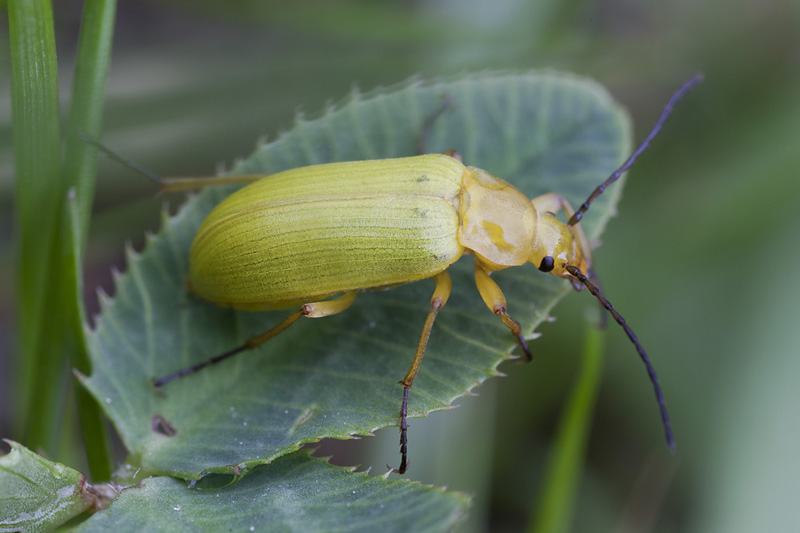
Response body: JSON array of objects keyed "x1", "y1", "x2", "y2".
[
  {"x1": 152, "y1": 292, "x2": 357, "y2": 389},
  {"x1": 416, "y1": 95, "x2": 455, "y2": 155},
  {"x1": 389, "y1": 271, "x2": 452, "y2": 475}
]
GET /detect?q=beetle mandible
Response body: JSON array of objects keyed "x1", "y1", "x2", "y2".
[{"x1": 150, "y1": 75, "x2": 702, "y2": 474}]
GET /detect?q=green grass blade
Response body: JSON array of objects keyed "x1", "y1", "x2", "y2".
[
  {"x1": 9, "y1": 0, "x2": 65, "y2": 453},
  {"x1": 62, "y1": 0, "x2": 117, "y2": 245},
  {"x1": 529, "y1": 324, "x2": 605, "y2": 533},
  {"x1": 62, "y1": 188, "x2": 113, "y2": 481},
  {"x1": 61, "y1": 0, "x2": 118, "y2": 482}
]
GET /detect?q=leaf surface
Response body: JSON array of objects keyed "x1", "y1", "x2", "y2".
[
  {"x1": 85, "y1": 72, "x2": 629, "y2": 478},
  {"x1": 0, "y1": 441, "x2": 95, "y2": 532},
  {"x1": 73, "y1": 452, "x2": 467, "y2": 532}
]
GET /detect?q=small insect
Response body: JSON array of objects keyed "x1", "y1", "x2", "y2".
[{"x1": 94, "y1": 75, "x2": 701, "y2": 474}]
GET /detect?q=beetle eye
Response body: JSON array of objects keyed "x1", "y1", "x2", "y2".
[{"x1": 538, "y1": 256, "x2": 555, "y2": 272}]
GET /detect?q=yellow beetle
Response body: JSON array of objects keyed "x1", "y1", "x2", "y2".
[{"x1": 151, "y1": 75, "x2": 702, "y2": 474}]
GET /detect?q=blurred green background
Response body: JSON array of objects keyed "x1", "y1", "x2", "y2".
[{"x1": 2, "y1": 0, "x2": 799, "y2": 531}]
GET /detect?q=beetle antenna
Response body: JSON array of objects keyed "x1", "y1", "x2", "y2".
[
  {"x1": 587, "y1": 268, "x2": 611, "y2": 330},
  {"x1": 565, "y1": 264, "x2": 675, "y2": 451},
  {"x1": 80, "y1": 131, "x2": 165, "y2": 186},
  {"x1": 568, "y1": 74, "x2": 703, "y2": 226}
]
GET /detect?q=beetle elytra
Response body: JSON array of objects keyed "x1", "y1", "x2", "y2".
[{"x1": 126, "y1": 75, "x2": 704, "y2": 474}]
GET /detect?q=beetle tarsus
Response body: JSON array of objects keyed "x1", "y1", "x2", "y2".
[
  {"x1": 152, "y1": 343, "x2": 248, "y2": 388},
  {"x1": 391, "y1": 386, "x2": 410, "y2": 475},
  {"x1": 152, "y1": 308, "x2": 309, "y2": 389},
  {"x1": 81, "y1": 131, "x2": 166, "y2": 188},
  {"x1": 417, "y1": 95, "x2": 455, "y2": 155},
  {"x1": 516, "y1": 333, "x2": 532, "y2": 362}
]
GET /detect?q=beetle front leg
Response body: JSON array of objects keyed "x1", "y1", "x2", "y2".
[
  {"x1": 153, "y1": 292, "x2": 357, "y2": 389},
  {"x1": 474, "y1": 265, "x2": 532, "y2": 362},
  {"x1": 390, "y1": 271, "x2": 452, "y2": 475}
]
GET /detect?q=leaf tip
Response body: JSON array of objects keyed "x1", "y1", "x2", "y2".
[
  {"x1": 322, "y1": 98, "x2": 337, "y2": 117},
  {"x1": 349, "y1": 83, "x2": 362, "y2": 101},
  {"x1": 110, "y1": 266, "x2": 122, "y2": 284},
  {"x1": 96, "y1": 286, "x2": 112, "y2": 310},
  {"x1": 123, "y1": 240, "x2": 140, "y2": 262},
  {"x1": 72, "y1": 368, "x2": 87, "y2": 383},
  {"x1": 254, "y1": 134, "x2": 269, "y2": 150},
  {"x1": 215, "y1": 160, "x2": 229, "y2": 176}
]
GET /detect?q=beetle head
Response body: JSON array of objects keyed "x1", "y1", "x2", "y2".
[{"x1": 529, "y1": 212, "x2": 589, "y2": 283}]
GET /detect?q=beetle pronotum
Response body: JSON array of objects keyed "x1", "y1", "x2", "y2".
[{"x1": 96, "y1": 75, "x2": 701, "y2": 474}]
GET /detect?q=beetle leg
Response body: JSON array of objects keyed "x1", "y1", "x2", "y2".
[
  {"x1": 243, "y1": 291, "x2": 358, "y2": 348},
  {"x1": 81, "y1": 134, "x2": 268, "y2": 193},
  {"x1": 531, "y1": 192, "x2": 565, "y2": 214},
  {"x1": 153, "y1": 292, "x2": 357, "y2": 389},
  {"x1": 389, "y1": 271, "x2": 452, "y2": 475},
  {"x1": 416, "y1": 95, "x2": 454, "y2": 155},
  {"x1": 474, "y1": 264, "x2": 532, "y2": 362},
  {"x1": 159, "y1": 174, "x2": 266, "y2": 193},
  {"x1": 299, "y1": 291, "x2": 358, "y2": 318}
]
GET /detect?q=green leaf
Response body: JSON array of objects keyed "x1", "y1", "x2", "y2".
[
  {"x1": 0, "y1": 441, "x2": 95, "y2": 532},
  {"x1": 85, "y1": 72, "x2": 630, "y2": 478},
  {"x1": 73, "y1": 451, "x2": 468, "y2": 532}
]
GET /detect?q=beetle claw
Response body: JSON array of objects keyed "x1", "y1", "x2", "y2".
[
  {"x1": 387, "y1": 461, "x2": 409, "y2": 475},
  {"x1": 517, "y1": 333, "x2": 532, "y2": 362},
  {"x1": 150, "y1": 377, "x2": 167, "y2": 397}
]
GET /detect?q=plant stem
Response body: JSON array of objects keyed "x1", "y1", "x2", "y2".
[{"x1": 528, "y1": 324, "x2": 605, "y2": 533}]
